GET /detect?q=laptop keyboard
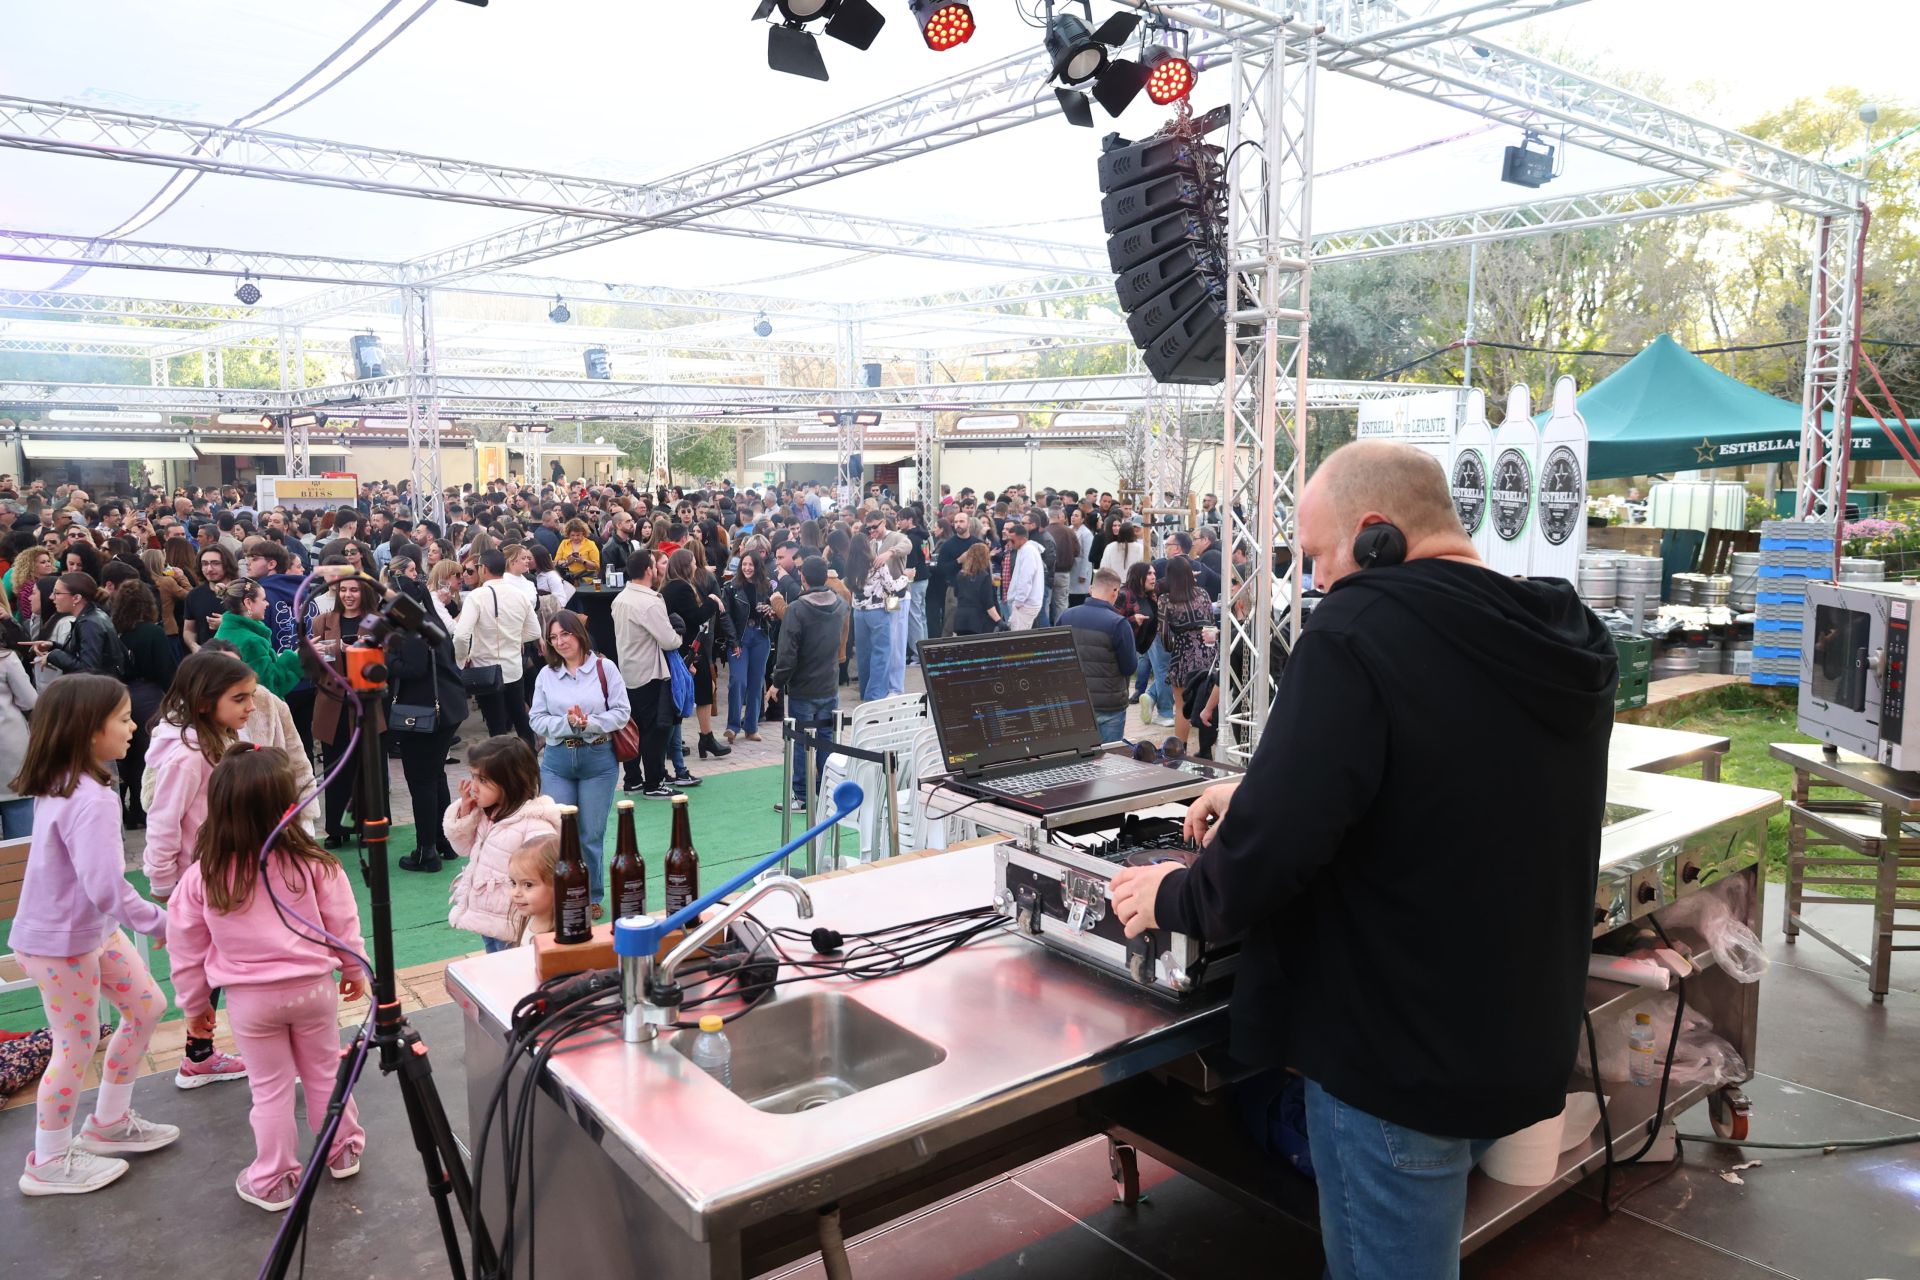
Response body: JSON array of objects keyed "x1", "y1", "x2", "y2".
[{"x1": 981, "y1": 758, "x2": 1163, "y2": 794}]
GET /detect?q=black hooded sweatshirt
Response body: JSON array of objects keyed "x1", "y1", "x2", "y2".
[{"x1": 1154, "y1": 558, "x2": 1617, "y2": 1139}]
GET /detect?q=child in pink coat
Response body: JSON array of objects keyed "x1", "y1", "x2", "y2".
[
  {"x1": 446, "y1": 736, "x2": 562, "y2": 952},
  {"x1": 144, "y1": 650, "x2": 259, "y2": 1085},
  {"x1": 166, "y1": 744, "x2": 368, "y2": 1212}
]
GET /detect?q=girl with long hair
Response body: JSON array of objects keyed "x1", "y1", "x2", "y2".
[
  {"x1": 529, "y1": 610, "x2": 629, "y2": 915},
  {"x1": 11, "y1": 676, "x2": 174, "y2": 1196},
  {"x1": 1158, "y1": 556, "x2": 1217, "y2": 747},
  {"x1": 446, "y1": 735, "x2": 563, "y2": 951},
  {"x1": 166, "y1": 745, "x2": 367, "y2": 1210},
  {"x1": 722, "y1": 548, "x2": 774, "y2": 742}
]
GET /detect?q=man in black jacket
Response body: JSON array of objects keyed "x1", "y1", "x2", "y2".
[
  {"x1": 766, "y1": 556, "x2": 848, "y2": 814},
  {"x1": 1110, "y1": 441, "x2": 1616, "y2": 1280}
]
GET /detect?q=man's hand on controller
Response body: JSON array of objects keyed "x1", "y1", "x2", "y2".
[
  {"x1": 1182, "y1": 781, "x2": 1238, "y2": 846},
  {"x1": 1109, "y1": 861, "x2": 1182, "y2": 938}
]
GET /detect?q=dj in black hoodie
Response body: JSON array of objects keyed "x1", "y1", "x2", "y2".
[{"x1": 1152, "y1": 557, "x2": 1617, "y2": 1139}]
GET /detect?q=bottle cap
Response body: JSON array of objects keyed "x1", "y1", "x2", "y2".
[
  {"x1": 616, "y1": 799, "x2": 634, "y2": 811},
  {"x1": 672, "y1": 794, "x2": 689, "y2": 806},
  {"x1": 556, "y1": 803, "x2": 579, "y2": 815},
  {"x1": 699, "y1": 1015, "x2": 724, "y2": 1033}
]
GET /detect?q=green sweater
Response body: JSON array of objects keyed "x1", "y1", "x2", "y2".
[{"x1": 213, "y1": 612, "x2": 306, "y2": 698}]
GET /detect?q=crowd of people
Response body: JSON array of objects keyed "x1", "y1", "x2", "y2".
[{"x1": 0, "y1": 466, "x2": 1245, "y2": 1205}]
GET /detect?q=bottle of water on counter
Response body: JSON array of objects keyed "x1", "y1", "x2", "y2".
[
  {"x1": 1627, "y1": 1012, "x2": 1657, "y2": 1086},
  {"x1": 691, "y1": 1015, "x2": 732, "y2": 1089}
]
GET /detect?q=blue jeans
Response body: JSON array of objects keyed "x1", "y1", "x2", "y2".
[
  {"x1": 539, "y1": 741, "x2": 617, "y2": 905},
  {"x1": 788, "y1": 694, "x2": 837, "y2": 800},
  {"x1": 1146, "y1": 635, "x2": 1174, "y2": 718},
  {"x1": 907, "y1": 579, "x2": 928, "y2": 660},
  {"x1": 669, "y1": 724, "x2": 689, "y2": 777},
  {"x1": 0, "y1": 797, "x2": 31, "y2": 840},
  {"x1": 728, "y1": 625, "x2": 772, "y2": 734},
  {"x1": 885, "y1": 607, "x2": 908, "y2": 696},
  {"x1": 1304, "y1": 1080, "x2": 1492, "y2": 1280},
  {"x1": 483, "y1": 936, "x2": 513, "y2": 954},
  {"x1": 854, "y1": 608, "x2": 892, "y2": 702},
  {"x1": 1093, "y1": 709, "x2": 1128, "y2": 744}
]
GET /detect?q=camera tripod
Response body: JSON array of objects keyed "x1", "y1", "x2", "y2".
[{"x1": 263, "y1": 640, "x2": 495, "y2": 1280}]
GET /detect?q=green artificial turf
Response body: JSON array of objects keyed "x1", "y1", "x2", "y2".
[{"x1": 1, "y1": 763, "x2": 803, "y2": 1033}]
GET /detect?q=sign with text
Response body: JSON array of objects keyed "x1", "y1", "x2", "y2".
[{"x1": 257, "y1": 474, "x2": 358, "y2": 511}]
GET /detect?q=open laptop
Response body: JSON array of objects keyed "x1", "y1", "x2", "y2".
[{"x1": 918, "y1": 627, "x2": 1186, "y2": 815}]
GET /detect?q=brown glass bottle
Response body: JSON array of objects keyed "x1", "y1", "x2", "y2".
[
  {"x1": 663, "y1": 795, "x2": 699, "y2": 914},
  {"x1": 610, "y1": 799, "x2": 646, "y2": 920},
  {"x1": 553, "y1": 804, "x2": 593, "y2": 945}
]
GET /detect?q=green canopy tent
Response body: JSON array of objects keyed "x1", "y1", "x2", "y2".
[{"x1": 1541, "y1": 333, "x2": 1890, "y2": 480}]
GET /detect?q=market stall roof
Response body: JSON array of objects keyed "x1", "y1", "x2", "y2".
[{"x1": 1553, "y1": 334, "x2": 1884, "y2": 480}]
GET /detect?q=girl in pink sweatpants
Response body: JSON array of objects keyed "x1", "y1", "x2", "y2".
[{"x1": 166, "y1": 744, "x2": 369, "y2": 1211}]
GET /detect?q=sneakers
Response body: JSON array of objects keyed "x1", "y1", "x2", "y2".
[
  {"x1": 775, "y1": 797, "x2": 808, "y2": 813},
  {"x1": 672, "y1": 772, "x2": 704, "y2": 788},
  {"x1": 641, "y1": 785, "x2": 678, "y2": 799},
  {"x1": 19, "y1": 1146, "x2": 128, "y2": 1197},
  {"x1": 76, "y1": 1110, "x2": 180, "y2": 1156},
  {"x1": 1138, "y1": 692, "x2": 1157, "y2": 725},
  {"x1": 175, "y1": 1050, "x2": 248, "y2": 1090},
  {"x1": 236, "y1": 1172, "x2": 299, "y2": 1212},
  {"x1": 326, "y1": 1145, "x2": 362, "y2": 1181}
]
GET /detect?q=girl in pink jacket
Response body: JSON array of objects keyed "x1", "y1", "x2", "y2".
[
  {"x1": 13, "y1": 676, "x2": 176, "y2": 1198},
  {"x1": 166, "y1": 745, "x2": 368, "y2": 1212},
  {"x1": 143, "y1": 650, "x2": 258, "y2": 1086},
  {"x1": 446, "y1": 736, "x2": 562, "y2": 952}
]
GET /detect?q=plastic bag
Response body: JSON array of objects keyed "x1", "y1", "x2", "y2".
[
  {"x1": 1576, "y1": 993, "x2": 1748, "y2": 1089},
  {"x1": 1661, "y1": 880, "x2": 1769, "y2": 984}
]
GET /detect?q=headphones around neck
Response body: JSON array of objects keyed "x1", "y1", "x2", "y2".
[{"x1": 1352, "y1": 521, "x2": 1408, "y2": 570}]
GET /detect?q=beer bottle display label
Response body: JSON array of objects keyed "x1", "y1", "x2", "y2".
[
  {"x1": 1451, "y1": 449, "x2": 1488, "y2": 536},
  {"x1": 664, "y1": 875, "x2": 694, "y2": 913},
  {"x1": 557, "y1": 883, "x2": 592, "y2": 943},
  {"x1": 1491, "y1": 447, "x2": 1533, "y2": 543},
  {"x1": 1539, "y1": 445, "x2": 1584, "y2": 546},
  {"x1": 615, "y1": 877, "x2": 646, "y2": 919}
]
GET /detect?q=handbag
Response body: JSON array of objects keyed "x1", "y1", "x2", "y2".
[
  {"x1": 459, "y1": 584, "x2": 506, "y2": 693},
  {"x1": 596, "y1": 656, "x2": 640, "y2": 762}
]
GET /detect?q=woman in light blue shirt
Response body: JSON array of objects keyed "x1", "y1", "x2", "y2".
[{"x1": 530, "y1": 609, "x2": 631, "y2": 913}]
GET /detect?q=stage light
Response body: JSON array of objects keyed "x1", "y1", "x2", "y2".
[
  {"x1": 754, "y1": 313, "x2": 774, "y2": 338},
  {"x1": 752, "y1": 0, "x2": 885, "y2": 81},
  {"x1": 853, "y1": 410, "x2": 883, "y2": 427},
  {"x1": 1500, "y1": 131, "x2": 1556, "y2": 188},
  {"x1": 234, "y1": 273, "x2": 262, "y2": 306},
  {"x1": 549, "y1": 295, "x2": 571, "y2": 324},
  {"x1": 1142, "y1": 45, "x2": 1194, "y2": 105},
  {"x1": 1044, "y1": 5, "x2": 1143, "y2": 127},
  {"x1": 910, "y1": 0, "x2": 972, "y2": 49},
  {"x1": 1045, "y1": 13, "x2": 1106, "y2": 84}
]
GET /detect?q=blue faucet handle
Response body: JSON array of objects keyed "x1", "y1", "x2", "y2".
[{"x1": 614, "y1": 914, "x2": 666, "y2": 959}]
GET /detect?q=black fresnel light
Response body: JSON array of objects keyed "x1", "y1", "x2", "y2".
[{"x1": 1041, "y1": 2, "x2": 1145, "y2": 128}]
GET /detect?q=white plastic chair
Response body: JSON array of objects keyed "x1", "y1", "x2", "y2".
[
  {"x1": 902, "y1": 725, "x2": 957, "y2": 853},
  {"x1": 820, "y1": 693, "x2": 928, "y2": 863}
]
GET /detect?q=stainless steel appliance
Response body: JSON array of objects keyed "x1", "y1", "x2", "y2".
[{"x1": 1798, "y1": 580, "x2": 1920, "y2": 769}]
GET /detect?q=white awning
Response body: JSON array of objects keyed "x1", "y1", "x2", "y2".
[
  {"x1": 22, "y1": 440, "x2": 197, "y2": 461},
  {"x1": 508, "y1": 442, "x2": 623, "y2": 457},
  {"x1": 197, "y1": 441, "x2": 351, "y2": 457},
  {"x1": 752, "y1": 449, "x2": 913, "y2": 465}
]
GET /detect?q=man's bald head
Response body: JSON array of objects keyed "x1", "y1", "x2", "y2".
[{"x1": 1300, "y1": 440, "x2": 1475, "y2": 587}]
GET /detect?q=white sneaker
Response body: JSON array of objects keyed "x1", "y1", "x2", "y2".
[
  {"x1": 19, "y1": 1146, "x2": 129, "y2": 1196},
  {"x1": 76, "y1": 1110, "x2": 180, "y2": 1156},
  {"x1": 1138, "y1": 692, "x2": 1158, "y2": 725}
]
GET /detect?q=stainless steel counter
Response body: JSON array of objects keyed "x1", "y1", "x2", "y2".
[
  {"x1": 449, "y1": 844, "x2": 1226, "y2": 1278},
  {"x1": 1609, "y1": 721, "x2": 1731, "y2": 780}
]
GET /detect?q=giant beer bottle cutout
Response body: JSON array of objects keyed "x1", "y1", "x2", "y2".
[
  {"x1": 1533, "y1": 375, "x2": 1590, "y2": 582},
  {"x1": 1450, "y1": 388, "x2": 1496, "y2": 562},
  {"x1": 1487, "y1": 384, "x2": 1539, "y2": 577}
]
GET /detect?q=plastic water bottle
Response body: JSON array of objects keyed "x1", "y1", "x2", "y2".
[
  {"x1": 1627, "y1": 1011, "x2": 1658, "y2": 1086},
  {"x1": 691, "y1": 1015, "x2": 732, "y2": 1089}
]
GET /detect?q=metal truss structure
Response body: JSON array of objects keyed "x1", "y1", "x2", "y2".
[{"x1": 0, "y1": 0, "x2": 1867, "y2": 756}]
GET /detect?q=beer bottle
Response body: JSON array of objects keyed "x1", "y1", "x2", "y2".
[
  {"x1": 553, "y1": 804, "x2": 593, "y2": 945},
  {"x1": 610, "y1": 799, "x2": 646, "y2": 920},
  {"x1": 663, "y1": 795, "x2": 699, "y2": 914}
]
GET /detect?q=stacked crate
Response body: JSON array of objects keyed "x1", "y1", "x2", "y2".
[
  {"x1": 1751, "y1": 519, "x2": 1835, "y2": 687},
  {"x1": 1614, "y1": 636, "x2": 1652, "y2": 711}
]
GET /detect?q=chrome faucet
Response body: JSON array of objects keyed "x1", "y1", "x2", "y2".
[{"x1": 626, "y1": 876, "x2": 815, "y2": 1042}]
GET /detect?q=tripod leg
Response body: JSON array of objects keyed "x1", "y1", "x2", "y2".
[{"x1": 388, "y1": 1015, "x2": 497, "y2": 1280}]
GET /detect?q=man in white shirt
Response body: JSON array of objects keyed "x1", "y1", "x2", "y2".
[
  {"x1": 1003, "y1": 521, "x2": 1045, "y2": 631},
  {"x1": 611, "y1": 548, "x2": 685, "y2": 796},
  {"x1": 453, "y1": 548, "x2": 540, "y2": 748}
]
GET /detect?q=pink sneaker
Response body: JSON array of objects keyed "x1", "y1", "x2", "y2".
[
  {"x1": 327, "y1": 1144, "x2": 362, "y2": 1181},
  {"x1": 175, "y1": 1050, "x2": 248, "y2": 1089},
  {"x1": 235, "y1": 1172, "x2": 299, "y2": 1212}
]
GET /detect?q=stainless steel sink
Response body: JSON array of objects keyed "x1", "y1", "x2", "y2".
[{"x1": 671, "y1": 991, "x2": 946, "y2": 1114}]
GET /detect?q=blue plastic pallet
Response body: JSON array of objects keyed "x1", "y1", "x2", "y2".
[
  {"x1": 1757, "y1": 565, "x2": 1830, "y2": 579},
  {"x1": 1757, "y1": 590, "x2": 1808, "y2": 605},
  {"x1": 1759, "y1": 537, "x2": 1837, "y2": 552},
  {"x1": 1751, "y1": 673, "x2": 1801, "y2": 686},
  {"x1": 1754, "y1": 619, "x2": 1804, "y2": 633},
  {"x1": 1753, "y1": 645, "x2": 1803, "y2": 660}
]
